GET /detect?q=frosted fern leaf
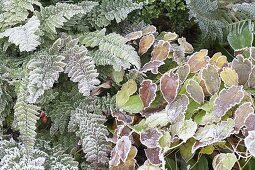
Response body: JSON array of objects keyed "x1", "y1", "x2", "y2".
[{"x1": 0, "y1": 16, "x2": 40, "y2": 52}]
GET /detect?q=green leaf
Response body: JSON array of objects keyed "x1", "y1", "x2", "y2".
[
  {"x1": 179, "y1": 138, "x2": 196, "y2": 162},
  {"x1": 192, "y1": 155, "x2": 209, "y2": 170},
  {"x1": 227, "y1": 20, "x2": 254, "y2": 51},
  {"x1": 212, "y1": 153, "x2": 237, "y2": 170},
  {"x1": 122, "y1": 95, "x2": 144, "y2": 113},
  {"x1": 116, "y1": 79, "x2": 137, "y2": 108}
]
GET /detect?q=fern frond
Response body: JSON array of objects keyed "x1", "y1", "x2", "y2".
[
  {"x1": 185, "y1": 0, "x2": 227, "y2": 40},
  {"x1": 36, "y1": 2, "x2": 96, "y2": 39},
  {"x1": 80, "y1": 28, "x2": 141, "y2": 71},
  {"x1": 27, "y1": 51, "x2": 66, "y2": 103},
  {"x1": 0, "y1": 0, "x2": 41, "y2": 30},
  {"x1": 86, "y1": 0, "x2": 143, "y2": 28},
  {"x1": 228, "y1": 2, "x2": 255, "y2": 18},
  {"x1": 0, "y1": 16, "x2": 40, "y2": 52},
  {"x1": 13, "y1": 81, "x2": 41, "y2": 152},
  {"x1": 68, "y1": 101, "x2": 110, "y2": 169},
  {"x1": 51, "y1": 35, "x2": 100, "y2": 96},
  {"x1": 0, "y1": 138, "x2": 47, "y2": 169}
]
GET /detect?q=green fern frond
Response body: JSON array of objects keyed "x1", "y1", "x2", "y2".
[
  {"x1": 13, "y1": 81, "x2": 41, "y2": 152},
  {"x1": 0, "y1": 16, "x2": 41, "y2": 52},
  {"x1": 229, "y1": 2, "x2": 255, "y2": 18},
  {"x1": 36, "y1": 2, "x2": 96, "y2": 39},
  {"x1": 80, "y1": 28, "x2": 141, "y2": 71},
  {"x1": 0, "y1": 0, "x2": 41, "y2": 30},
  {"x1": 86, "y1": 0, "x2": 143, "y2": 28},
  {"x1": 185, "y1": 0, "x2": 227, "y2": 40},
  {"x1": 27, "y1": 51, "x2": 66, "y2": 103}
]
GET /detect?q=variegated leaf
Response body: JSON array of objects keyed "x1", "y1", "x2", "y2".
[{"x1": 138, "y1": 34, "x2": 155, "y2": 55}]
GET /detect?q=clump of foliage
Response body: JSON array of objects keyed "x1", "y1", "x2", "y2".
[{"x1": 1, "y1": 0, "x2": 255, "y2": 170}]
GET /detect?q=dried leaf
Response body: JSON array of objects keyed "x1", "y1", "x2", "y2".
[
  {"x1": 176, "y1": 64, "x2": 190, "y2": 83},
  {"x1": 186, "y1": 79, "x2": 204, "y2": 104},
  {"x1": 187, "y1": 49, "x2": 209, "y2": 73},
  {"x1": 201, "y1": 64, "x2": 220, "y2": 95},
  {"x1": 126, "y1": 31, "x2": 142, "y2": 41},
  {"x1": 138, "y1": 34, "x2": 155, "y2": 55},
  {"x1": 116, "y1": 79, "x2": 137, "y2": 108},
  {"x1": 213, "y1": 86, "x2": 244, "y2": 118},
  {"x1": 140, "y1": 129, "x2": 162, "y2": 148},
  {"x1": 178, "y1": 37, "x2": 193, "y2": 53},
  {"x1": 212, "y1": 153, "x2": 237, "y2": 170},
  {"x1": 160, "y1": 72, "x2": 179, "y2": 104},
  {"x1": 234, "y1": 102, "x2": 254, "y2": 132},
  {"x1": 231, "y1": 54, "x2": 252, "y2": 85},
  {"x1": 145, "y1": 147, "x2": 162, "y2": 165},
  {"x1": 141, "y1": 60, "x2": 164, "y2": 74},
  {"x1": 142, "y1": 25, "x2": 157, "y2": 35},
  {"x1": 244, "y1": 130, "x2": 255, "y2": 157},
  {"x1": 166, "y1": 94, "x2": 189, "y2": 124},
  {"x1": 193, "y1": 119, "x2": 234, "y2": 152},
  {"x1": 220, "y1": 67, "x2": 239, "y2": 87},
  {"x1": 151, "y1": 40, "x2": 171, "y2": 61},
  {"x1": 139, "y1": 80, "x2": 157, "y2": 109}
]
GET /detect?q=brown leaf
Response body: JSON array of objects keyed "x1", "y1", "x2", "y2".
[
  {"x1": 234, "y1": 102, "x2": 254, "y2": 132},
  {"x1": 187, "y1": 49, "x2": 209, "y2": 73},
  {"x1": 231, "y1": 55, "x2": 252, "y2": 85},
  {"x1": 141, "y1": 60, "x2": 164, "y2": 74},
  {"x1": 160, "y1": 72, "x2": 179, "y2": 104},
  {"x1": 145, "y1": 147, "x2": 162, "y2": 165},
  {"x1": 125, "y1": 31, "x2": 142, "y2": 41},
  {"x1": 142, "y1": 25, "x2": 157, "y2": 35},
  {"x1": 138, "y1": 34, "x2": 155, "y2": 55},
  {"x1": 139, "y1": 80, "x2": 157, "y2": 109},
  {"x1": 201, "y1": 64, "x2": 220, "y2": 95},
  {"x1": 151, "y1": 40, "x2": 171, "y2": 61},
  {"x1": 90, "y1": 80, "x2": 112, "y2": 96},
  {"x1": 213, "y1": 86, "x2": 244, "y2": 118},
  {"x1": 108, "y1": 125, "x2": 133, "y2": 144},
  {"x1": 178, "y1": 37, "x2": 194, "y2": 54},
  {"x1": 140, "y1": 129, "x2": 162, "y2": 148},
  {"x1": 171, "y1": 44, "x2": 186, "y2": 65}
]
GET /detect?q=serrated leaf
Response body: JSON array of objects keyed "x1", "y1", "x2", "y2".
[
  {"x1": 201, "y1": 64, "x2": 220, "y2": 95},
  {"x1": 139, "y1": 34, "x2": 155, "y2": 55},
  {"x1": 244, "y1": 130, "x2": 255, "y2": 157},
  {"x1": 178, "y1": 37, "x2": 193, "y2": 54},
  {"x1": 186, "y1": 79, "x2": 204, "y2": 104},
  {"x1": 220, "y1": 67, "x2": 239, "y2": 87},
  {"x1": 140, "y1": 129, "x2": 162, "y2": 148},
  {"x1": 151, "y1": 40, "x2": 171, "y2": 61},
  {"x1": 171, "y1": 119, "x2": 197, "y2": 142},
  {"x1": 145, "y1": 147, "x2": 162, "y2": 165},
  {"x1": 211, "y1": 52, "x2": 228, "y2": 70},
  {"x1": 187, "y1": 49, "x2": 209, "y2": 73},
  {"x1": 141, "y1": 60, "x2": 164, "y2": 74},
  {"x1": 125, "y1": 31, "x2": 142, "y2": 41},
  {"x1": 139, "y1": 80, "x2": 157, "y2": 109}
]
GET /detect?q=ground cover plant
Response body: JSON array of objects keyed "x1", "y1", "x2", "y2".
[{"x1": 1, "y1": 0, "x2": 255, "y2": 169}]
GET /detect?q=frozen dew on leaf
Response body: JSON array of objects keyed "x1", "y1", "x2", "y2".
[
  {"x1": 141, "y1": 60, "x2": 164, "y2": 74},
  {"x1": 139, "y1": 80, "x2": 157, "y2": 109},
  {"x1": 138, "y1": 34, "x2": 155, "y2": 55},
  {"x1": 151, "y1": 40, "x2": 171, "y2": 61},
  {"x1": 187, "y1": 49, "x2": 209, "y2": 73},
  {"x1": 186, "y1": 79, "x2": 204, "y2": 104}
]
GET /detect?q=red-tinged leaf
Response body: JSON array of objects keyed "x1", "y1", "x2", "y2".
[
  {"x1": 112, "y1": 112, "x2": 134, "y2": 124},
  {"x1": 145, "y1": 147, "x2": 162, "y2": 165},
  {"x1": 42, "y1": 115, "x2": 47, "y2": 124},
  {"x1": 160, "y1": 72, "x2": 179, "y2": 104},
  {"x1": 187, "y1": 49, "x2": 209, "y2": 73},
  {"x1": 142, "y1": 25, "x2": 156, "y2": 35},
  {"x1": 186, "y1": 79, "x2": 204, "y2": 104},
  {"x1": 166, "y1": 94, "x2": 189, "y2": 124},
  {"x1": 234, "y1": 102, "x2": 254, "y2": 132},
  {"x1": 151, "y1": 40, "x2": 171, "y2": 61},
  {"x1": 201, "y1": 64, "x2": 220, "y2": 95},
  {"x1": 139, "y1": 80, "x2": 157, "y2": 109},
  {"x1": 125, "y1": 31, "x2": 142, "y2": 41},
  {"x1": 140, "y1": 129, "x2": 162, "y2": 148},
  {"x1": 213, "y1": 86, "x2": 244, "y2": 118},
  {"x1": 138, "y1": 34, "x2": 155, "y2": 55},
  {"x1": 231, "y1": 54, "x2": 252, "y2": 85},
  {"x1": 141, "y1": 60, "x2": 164, "y2": 74},
  {"x1": 244, "y1": 113, "x2": 255, "y2": 136}
]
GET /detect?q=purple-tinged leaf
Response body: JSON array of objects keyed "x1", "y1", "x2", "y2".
[
  {"x1": 247, "y1": 67, "x2": 255, "y2": 88},
  {"x1": 213, "y1": 86, "x2": 244, "y2": 118},
  {"x1": 160, "y1": 72, "x2": 179, "y2": 104},
  {"x1": 115, "y1": 136, "x2": 132, "y2": 162},
  {"x1": 231, "y1": 54, "x2": 252, "y2": 85},
  {"x1": 176, "y1": 64, "x2": 190, "y2": 83},
  {"x1": 145, "y1": 147, "x2": 162, "y2": 165},
  {"x1": 178, "y1": 37, "x2": 193, "y2": 54},
  {"x1": 186, "y1": 79, "x2": 204, "y2": 104},
  {"x1": 141, "y1": 60, "x2": 164, "y2": 74},
  {"x1": 112, "y1": 112, "x2": 134, "y2": 124},
  {"x1": 151, "y1": 40, "x2": 171, "y2": 61},
  {"x1": 140, "y1": 129, "x2": 162, "y2": 148},
  {"x1": 187, "y1": 49, "x2": 209, "y2": 73},
  {"x1": 201, "y1": 64, "x2": 220, "y2": 95},
  {"x1": 244, "y1": 113, "x2": 255, "y2": 136}
]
